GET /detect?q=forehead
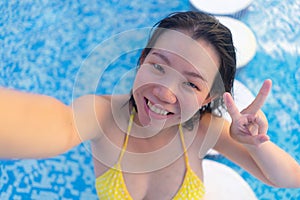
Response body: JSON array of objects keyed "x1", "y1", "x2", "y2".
[
  {"x1": 152, "y1": 29, "x2": 220, "y2": 84},
  {"x1": 153, "y1": 29, "x2": 219, "y2": 67}
]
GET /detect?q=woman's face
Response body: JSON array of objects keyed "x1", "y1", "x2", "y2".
[{"x1": 133, "y1": 30, "x2": 220, "y2": 128}]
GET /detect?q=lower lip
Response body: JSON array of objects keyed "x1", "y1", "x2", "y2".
[{"x1": 144, "y1": 98, "x2": 170, "y2": 120}]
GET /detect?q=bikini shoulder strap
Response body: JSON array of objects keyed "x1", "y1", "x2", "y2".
[
  {"x1": 117, "y1": 108, "x2": 135, "y2": 164},
  {"x1": 178, "y1": 124, "x2": 190, "y2": 168}
]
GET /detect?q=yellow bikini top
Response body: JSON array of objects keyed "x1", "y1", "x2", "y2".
[{"x1": 95, "y1": 109, "x2": 205, "y2": 199}]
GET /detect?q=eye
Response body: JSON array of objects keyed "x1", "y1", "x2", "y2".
[
  {"x1": 183, "y1": 82, "x2": 201, "y2": 91},
  {"x1": 152, "y1": 63, "x2": 165, "y2": 73}
]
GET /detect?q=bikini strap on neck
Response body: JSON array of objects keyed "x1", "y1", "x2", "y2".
[
  {"x1": 118, "y1": 108, "x2": 135, "y2": 164},
  {"x1": 178, "y1": 124, "x2": 190, "y2": 167}
]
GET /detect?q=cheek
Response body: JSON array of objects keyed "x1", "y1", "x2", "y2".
[
  {"x1": 133, "y1": 68, "x2": 152, "y2": 92},
  {"x1": 177, "y1": 92, "x2": 207, "y2": 122},
  {"x1": 132, "y1": 69, "x2": 156, "y2": 111}
]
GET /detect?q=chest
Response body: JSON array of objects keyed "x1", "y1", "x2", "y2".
[
  {"x1": 93, "y1": 136, "x2": 204, "y2": 199},
  {"x1": 95, "y1": 154, "x2": 204, "y2": 200},
  {"x1": 92, "y1": 116, "x2": 206, "y2": 199},
  {"x1": 126, "y1": 159, "x2": 187, "y2": 199}
]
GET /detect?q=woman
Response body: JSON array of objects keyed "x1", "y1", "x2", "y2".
[{"x1": 0, "y1": 11, "x2": 299, "y2": 199}]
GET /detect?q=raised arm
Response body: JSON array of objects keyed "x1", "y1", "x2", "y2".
[
  {"x1": 0, "y1": 89, "x2": 99, "y2": 158},
  {"x1": 215, "y1": 80, "x2": 300, "y2": 188}
]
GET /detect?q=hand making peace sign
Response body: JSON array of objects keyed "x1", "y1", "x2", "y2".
[{"x1": 223, "y1": 79, "x2": 273, "y2": 146}]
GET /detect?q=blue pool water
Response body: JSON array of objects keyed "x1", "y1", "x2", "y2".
[{"x1": 0, "y1": 0, "x2": 299, "y2": 199}]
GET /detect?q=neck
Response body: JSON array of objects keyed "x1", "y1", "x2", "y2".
[{"x1": 129, "y1": 124, "x2": 180, "y2": 154}]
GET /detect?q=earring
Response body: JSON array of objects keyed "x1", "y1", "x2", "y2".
[{"x1": 200, "y1": 104, "x2": 209, "y2": 112}]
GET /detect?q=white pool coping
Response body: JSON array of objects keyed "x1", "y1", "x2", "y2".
[
  {"x1": 217, "y1": 17, "x2": 257, "y2": 68},
  {"x1": 203, "y1": 159, "x2": 258, "y2": 200},
  {"x1": 190, "y1": 0, "x2": 254, "y2": 16}
]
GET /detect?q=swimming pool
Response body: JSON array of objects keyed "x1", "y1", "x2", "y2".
[{"x1": 0, "y1": 0, "x2": 299, "y2": 199}]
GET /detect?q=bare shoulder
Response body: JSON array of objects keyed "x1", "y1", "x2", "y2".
[
  {"x1": 195, "y1": 113, "x2": 230, "y2": 158},
  {"x1": 71, "y1": 95, "x2": 112, "y2": 142},
  {"x1": 198, "y1": 113, "x2": 229, "y2": 135},
  {"x1": 71, "y1": 94, "x2": 130, "y2": 142}
]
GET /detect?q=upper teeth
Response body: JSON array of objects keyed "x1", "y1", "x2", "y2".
[{"x1": 147, "y1": 101, "x2": 169, "y2": 116}]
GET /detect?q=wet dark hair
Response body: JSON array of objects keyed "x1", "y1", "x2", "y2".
[{"x1": 130, "y1": 11, "x2": 236, "y2": 130}]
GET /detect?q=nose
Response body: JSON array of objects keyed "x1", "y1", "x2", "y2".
[{"x1": 152, "y1": 86, "x2": 177, "y2": 104}]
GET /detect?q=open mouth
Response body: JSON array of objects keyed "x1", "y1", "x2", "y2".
[{"x1": 145, "y1": 98, "x2": 174, "y2": 116}]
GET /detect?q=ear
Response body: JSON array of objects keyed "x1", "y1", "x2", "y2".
[{"x1": 202, "y1": 93, "x2": 218, "y2": 106}]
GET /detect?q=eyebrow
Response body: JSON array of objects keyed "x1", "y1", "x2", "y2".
[
  {"x1": 152, "y1": 50, "x2": 208, "y2": 83},
  {"x1": 183, "y1": 71, "x2": 208, "y2": 83},
  {"x1": 152, "y1": 51, "x2": 171, "y2": 66}
]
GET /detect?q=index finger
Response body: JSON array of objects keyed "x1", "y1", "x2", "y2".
[
  {"x1": 246, "y1": 79, "x2": 272, "y2": 114},
  {"x1": 223, "y1": 92, "x2": 241, "y2": 120}
]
